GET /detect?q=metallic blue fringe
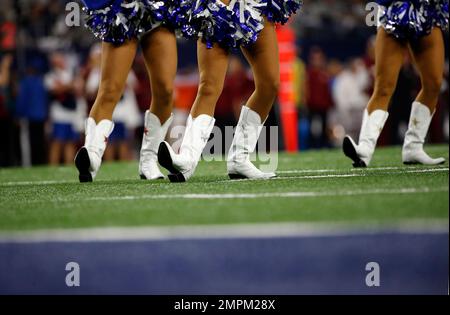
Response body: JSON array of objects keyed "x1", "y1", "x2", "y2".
[
  {"x1": 83, "y1": 0, "x2": 193, "y2": 44},
  {"x1": 263, "y1": 0, "x2": 303, "y2": 24},
  {"x1": 190, "y1": 0, "x2": 302, "y2": 50},
  {"x1": 378, "y1": 0, "x2": 449, "y2": 39},
  {"x1": 167, "y1": 0, "x2": 196, "y2": 38}
]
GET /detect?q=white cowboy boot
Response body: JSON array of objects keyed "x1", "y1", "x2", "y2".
[
  {"x1": 139, "y1": 111, "x2": 173, "y2": 180},
  {"x1": 343, "y1": 109, "x2": 389, "y2": 167},
  {"x1": 158, "y1": 114, "x2": 215, "y2": 182},
  {"x1": 75, "y1": 117, "x2": 114, "y2": 182},
  {"x1": 402, "y1": 101, "x2": 446, "y2": 165},
  {"x1": 227, "y1": 106, "x2": 276, "y2": 180}
]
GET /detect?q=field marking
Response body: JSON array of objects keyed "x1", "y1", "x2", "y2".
[
  {"x1": 89, "y1": 186, "x2": 449, "y2": 201},
  {"x1": 0, "y1": 166, "x2": 447, "y2": 187},
  {"x1": 18, "y1": 186, "x2": 444, "y2": 204},
  {"x1": 0, "y1": 219, "x2": 447, "y2": 243},
  {"x1": 219, "y1": 167, "x2": 449, "y2": 182},
  {"x1": 0, "y1": 179, "x2": 75, "y2": 187},
  {"x1": 277, "y1": 166, "x2": 449, "y2": 174}
]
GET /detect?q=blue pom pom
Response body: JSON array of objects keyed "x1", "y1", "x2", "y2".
[
  {"x1": 432, "y1": 0, "x2": 449, "y2": 30},
  {"x1": 379, "y1": 0, "x2": 449, "y2": 39},
  {"x1": 84, "y1": 0, "x2": 174, "y2": 44},
  {"x1": 167, "y1": 0, "x2": 196, "y2": 39},
  {"x1": 189, "y1": 0, "x2": 266, "y2": 50},
  {"x1": 263, "y1": 0, "x2": 303, "y2": 24}
]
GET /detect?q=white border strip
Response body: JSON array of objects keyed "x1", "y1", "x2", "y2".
[
  {"x1": 0, "y1": 220, "x2": 447, "y2": 243},
  {"x1": 66, "y1": 187, "x2": 449, "y2": 202},
  {"x1": 1, "y1": 167, "x2": 447, "y2": 187}
]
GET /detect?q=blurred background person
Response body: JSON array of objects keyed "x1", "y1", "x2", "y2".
[
  {"x1": 332, "y1": 58, "x2": 370, "y2": 141},
  {"x1": 45, "y1": 51, "x2": 86, "y2": 165},
  {"x1": 306, "y1": 47, "x2": 334, "y2": 148},
  {"x1": 0, "y1": 53, "x2": 16, "y2": 166},
  {"x1": 15, "y1": 55, "x2": 48, "y2": 166}
]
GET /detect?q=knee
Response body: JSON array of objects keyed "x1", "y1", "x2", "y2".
[
  {"x1": 197, "y1": 78, "x2": 224, "y2": 100},
  {"x1": 256, "y1": 78, "x2": 280, "y2": 101},
  {"x1": 152, "y1": 81, "x2": 174, "y2": 106},
  {"x1": 422, "y1": 76, "x2": 443, "y2": 97},
  {"x1": 97, "y1": 81, "x2": 124, "y2": 107}
]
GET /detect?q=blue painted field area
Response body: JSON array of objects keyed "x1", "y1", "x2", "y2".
[{"x1": 0, "y1": 232, "x2": 448, "y2": 295}]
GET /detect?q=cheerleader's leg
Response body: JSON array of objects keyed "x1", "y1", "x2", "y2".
[
  {"x1": 75, "y1": 39, "x2": 138, "y2": 182},
  {"x1": 226, "y1": 21, "x2": 278, "y2": 180},
  {"x1": 190, "y1": 41, "x2": 230, "y2": 118},
  {"x1": 402, "y1": 28, "x2": 446, "y2": 165},
  {"x1": 157, "y1": 41, "x2": 228, "y2": 182},
  {"x1": 90, "y1": 40, "x2": 139, "y2": 121},
  {"x1": 241, "y1": 20, "x2": 280, "y2": 120},
  {"x1": 138, "y1": 27, "x2": 177, "y2": 180},
  {"x1": 343, "y1": 28, "x2": 406, "y2": 167}
]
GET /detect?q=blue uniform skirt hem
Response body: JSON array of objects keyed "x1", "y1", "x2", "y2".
[{"x1": 377, "y1": 0, "x2": 449, "y2": 39}]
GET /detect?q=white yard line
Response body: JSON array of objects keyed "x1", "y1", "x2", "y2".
[
  {"x1": 33, "y1": 186, "x2": 446, "y2": 203},
  {"x1": 277, "y1": 166, "x2": 449, "y2": 174},
  {"x1": 0, "y1": 179, "x2": 75, "y2": 186},
  {"x1": 0, "y1": 219, "x2": 447, "y2": 243},
  {"x1": 218, "y1": 167, "x2": 449, "y2": 182},
  {"x1": 0, "y1": 167, "x2": 447, "y2": 187}
]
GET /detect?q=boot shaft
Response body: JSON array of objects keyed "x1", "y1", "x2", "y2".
[
  {"x1": 85, "y1": 117, "x2": 114, "y2": 156},
  {"x1": 403, "y1": 101, "x2": 434, "y2": 151},
  {"x1": 141, "y1": 111, "x2": 174, "y2": 158},
  {"x1": 180, "y1": 114, "x2": 215, "y2": 162},
  {"x1": 228, "y1": 106, "x2": 266, "y2": 164},
  {"x1": 358, "y1": 109, "x2": 389, "y2": 152}
]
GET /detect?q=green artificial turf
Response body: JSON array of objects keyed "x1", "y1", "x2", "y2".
[{"x1": 0, "y1": 145, "x2": 448, "y2": 231}]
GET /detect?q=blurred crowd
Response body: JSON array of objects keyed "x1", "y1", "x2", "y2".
[{"x1": 0, "y1": 0, "x2": 448, "y2": 167}]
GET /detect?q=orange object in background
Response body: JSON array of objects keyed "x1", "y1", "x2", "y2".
[
  {"x1": 174, "y1": 73, "x2": 198, "y2": 112},
  {"x1": 277, "y1": 25, "x2": 298, "y2": 152},
  {"x1": 174, "y1": 74, "x2": 198, "y2": 111},
  {"x1": 0, "y1": 22, "x2": 16, "y2": 50}
]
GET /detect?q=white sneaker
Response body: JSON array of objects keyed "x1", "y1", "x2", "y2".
[
  {"x1": 343, "y1": 109, "x2": 389, "y2": 167},
  {"x1": 75, "y1": 118, "x2": 114, "y2": 182},
  {"x1": 158, "y1": 114, "x2": 215, "y2": 182},
  {"x1": 227, "y1": 106, "x2": 276, "y2": 180},
  {"x1": 402, "y1": 102, "x2": 446, "y2": 165},
  {"x1": 139, "y1": 111, "x2": 173, "y2": 180}
]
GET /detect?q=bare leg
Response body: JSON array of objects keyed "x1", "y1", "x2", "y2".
[
  {"x1": 402, "y1": 28, "x2": 446, "y2": 165},
  {"x1": 226, "y1": 21, "x2": 279, "y2": 179},
  {"x1": 75, "y1": 40, "x2": 137, "y2": 182},
  {"x1": 190, "y1": 0, "x2": 231, "y2": 117},
  {"x1": 343, "y1": 28, "x2": 407, "y2": 167},
  {"x1": 367, "y1": 28, "x2": 408, "y2": 113},
  {"x1": 89, "y1": 40, "x2": 138, "y2": 122},
  {"x1": 241, "y1": 20, "x2": 280, "y2": 119},
  {"x1": 103, "y1": 145, "x2": 115, "y2": 161},
  {"x1": 156, "y1": 40, "x2": 227, "y2": 182},
  {"x1": 190, "y1": 41, "x2": 230, "y2": 117},
  {"x1": 118, "y1": 141, "x2": 130, "y2": 161},
  {"x1": 63, "y1": 142, "x2": 76, "y2": 165},
  {"x1": 141, "y1": 27, "x2": 177, "y2": 123},
  {"x1": 49, "y1": 141, "x2": 62, "y2": 165},
  {"x1": 409, "y1": 28, "x2": 445, "y2": 112}
]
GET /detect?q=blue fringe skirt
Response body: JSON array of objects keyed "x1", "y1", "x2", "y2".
[
  {"x1": 189, "y1": 0, "x2": 303, "y2": 50},
  {"x1": 83, "y1": 0, "x2": 194, "y2": 44},
  {"x1": 377, "y1": 0, "x2": 449, "y2": 39}
]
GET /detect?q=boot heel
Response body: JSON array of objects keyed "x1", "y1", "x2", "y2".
[
  {"x1": 343, "y1": 137, "x2": 367, "y2": 168},
  {"x1": 75, "y1": 148, "x2": 93, "y2": 183},
  {"x1": 228, "y1": 174, "x2": 247, "y2": 180},
  {"x1": 168, "y1": 173, "x2": 186, "y2": 183}
]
